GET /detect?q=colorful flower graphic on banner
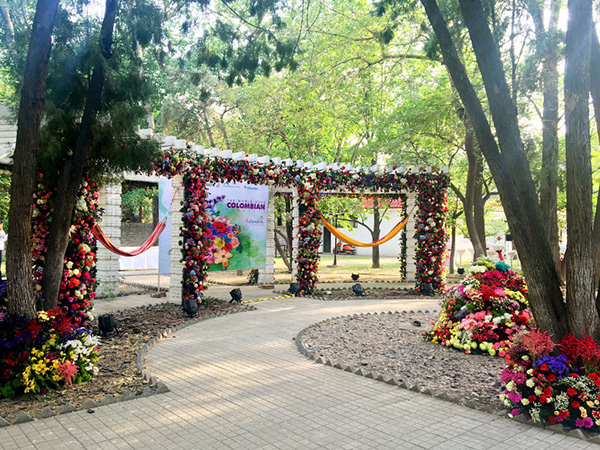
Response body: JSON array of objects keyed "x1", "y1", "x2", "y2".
[{"x1": 205, "y1": 216, "x2": 241, "y2": 269}]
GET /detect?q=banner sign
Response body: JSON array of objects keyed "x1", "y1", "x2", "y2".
[
  {"x1": 206, "y1": 182, "x2": 269, "y2": 271},
  {"x1": 158, "y1": 177, "x2": 173, "y2": 274}
]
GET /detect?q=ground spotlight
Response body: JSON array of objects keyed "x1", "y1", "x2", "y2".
[
  {"x1": 421, "y1": 283, "x2": 434, "y2": 296},
  {"x1": 351, "y1": 273, "x2": 360, "y2": 281},
  {"x1": 352, "y1": 283, "x2": 365, "y2": 296},
  {"x1": 230, "y1": 288, "x2": 243, "y2": 304},
  {"x1": 288, "y1": 282, "x2": 300, "y2": 296},
  {"x1": 98, "y1": 313, "x2": 117, "y2": 336},
  {"x1": 182, "y1": 298, "x2": 198, "y2": 317}
]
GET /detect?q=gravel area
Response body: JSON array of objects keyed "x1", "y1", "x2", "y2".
[{"x1": 300, "y1": 311, "x2": 506, "y2": 408}]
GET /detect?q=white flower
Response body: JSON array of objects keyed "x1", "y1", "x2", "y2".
[{"x1": 469, "y1": 265, "x2": 486, "y2": 274}]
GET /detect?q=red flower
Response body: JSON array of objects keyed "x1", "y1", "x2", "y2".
[
  {"x1": 539, "y1": 364, "x2": 548, "y2": 371},
  {"x1": 548, "y1": 416, "x2": 557, "y2": 424},
  {"x1": 568, "y1": 388, "x2": 578, "y2": 396},
  {"x1": 571, "y1": 401, "x2": 581, "y2": 409}
]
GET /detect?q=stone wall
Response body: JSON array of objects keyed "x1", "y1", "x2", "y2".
[{"x1": 120, "y1": 223, "x2": 157, "y2": 247}]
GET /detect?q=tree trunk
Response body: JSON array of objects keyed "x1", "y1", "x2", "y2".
[
  {"x1": 7, "y1": 0, "x2": 60, "y2": 318},
  {"x1": 421, "y1": 0, "x2": 568, "y2": 338},
  {"x1": 274, "y1": 230, "x2": 292, "y2": 271},
  {"x1": 0, "y1": 0, "x2": 15, "y2": 49},
  {"x1": 527, "y1": 0, "x2": 561, "y2": 273},
  {"x1": 473, "y1": 149, "x2": 486, "y2": 248},
  {"x1": 463, "y1": 123, "x2": 485, "y2": 259},
  {"x1": 285, "y1": 196, "x2": 293, "y2": 265},
  {"x1": 449, "y1": 222, "x2": 456, "y2": 274},
  {"x1": 371, "y1": 197, "x2": 380, "y2": 269},
  {"x1": 42, "y1": 0, "x2": 118, "y2": 309},
  {"x1": 202, "y1": 103, "x2": 215, "y2": 147},
  {"x1": 563, "y1": 0, "x2": 598, "y2": 338},
  {"x1": 589, "y1": 30, "x2": 600, "y2": 292}
]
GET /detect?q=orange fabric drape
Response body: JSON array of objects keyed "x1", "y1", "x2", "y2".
[
  {"x1": 319, "y1": 214, "x2": 410, "y2": 248},
  {"x1": 92, "y1": 222, "x2": 166, "y2": 257}
]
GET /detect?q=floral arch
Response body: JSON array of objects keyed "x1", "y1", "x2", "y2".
[{"x1": 143, "y1": 139, "x2": 450, "y2": 301}]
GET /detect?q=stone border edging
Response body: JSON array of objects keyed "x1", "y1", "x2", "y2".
[
  {"x1": 273, "y1": 288, "x2": 434, "y2": 301},
  {"x1": 0, "y1": 304, "x2": 257, "y2": 428},
  {"x1": 294, "y1": 310, "x2": 600, "y2": 444}
]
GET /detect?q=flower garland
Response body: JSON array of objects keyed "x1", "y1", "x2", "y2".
[
  {"x1": 181, "y1": 167, "x2": 211, "y2": 303},
  {"x1": 154, "y1": 149, "x2": 450, "y2": 296},
  {"x1": 31, "y1": 175, "x2": 99, "y2": 325}
]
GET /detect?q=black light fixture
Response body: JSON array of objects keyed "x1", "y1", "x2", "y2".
[
  {"x1": 457, "y1": 267, "x2": 465, "y2": 275},
  {"x1": 421, "y1": 282, "x2": 435, "y2": 296},
  {"x1": 351, "y1": 273, "x2": 360, "y2": 281},
  {"x1": 229, "y1": 288, "x2": 243, "y2": 304},
  {"x1": 98, "y1": 313, "x2": 117, "y2": 336},
  {"x1": 288, "y1": 282, "x2": 300, "y2": 296},
  {"x1": 182, "y1": 298, "x2": 198, "y2": 317},
  {"x1": 352, "y1": 283, "x2": 365, "y2": 296}
]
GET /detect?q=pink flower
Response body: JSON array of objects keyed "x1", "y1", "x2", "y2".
[{"x1": 58, "y1": 361, "x2": 78, "y2": 386}]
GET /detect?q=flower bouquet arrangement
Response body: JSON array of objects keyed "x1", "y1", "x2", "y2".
[
  {"x1": 0, "y1": 308, "x2": 99, "y2": 398},
  {"x1": 425, "y1": 258, "x2": 532, "y2": 356},
  {"x1": 501, "y1": 329, "x2": 600, "y2": 430}
]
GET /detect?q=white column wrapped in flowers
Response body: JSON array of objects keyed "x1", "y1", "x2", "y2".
[
  {"x1": 258, "y1": 187, "x2": 276, "y2": 285},
  {"x1": 96, "y1": 182, "x2": 122, "y2": 296},
  {"x1": 169, "y1": 176, "x2": 185, "y2": 303},
  {"x1": 405, "y1": 193, "x2": 417, "y2": 282}
]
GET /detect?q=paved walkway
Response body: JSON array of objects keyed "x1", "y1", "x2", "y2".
[{"x1": 1, "y1": 296, "x2": 598, "y2": 449}]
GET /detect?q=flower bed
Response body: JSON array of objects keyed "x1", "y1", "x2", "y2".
[
  {"x1": 0, "y1": 308, "x2": 99, "y2": 398},
  {"x1": 425, "y1": 259, "x2": 532, "y2": 356},
  {"x1": 501, "y1": 330, "x2": 600, "y2": 430}
]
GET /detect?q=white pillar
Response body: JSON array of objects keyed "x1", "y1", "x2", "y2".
[
  {"x1": 169, "y1": 176, "x2": 185, "y2": 303},
  {"x1": 96, "y1": 183, "x2": 122, "y2": 296},
  {"x1": 405, "y1": 193, "x2": 417, "y2": 282},
  {"x1": 291, "y1": 189, "x2": 300, "y2": 279},
  {"x1": 258, "y1": 188, "x2": 276, "y2": 285}
]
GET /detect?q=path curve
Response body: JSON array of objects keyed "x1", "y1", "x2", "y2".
[{"x1": 0, "y1": 298, "x2": 597, "y2": 449}]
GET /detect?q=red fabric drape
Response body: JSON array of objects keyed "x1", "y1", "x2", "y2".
[{"x1": 92, "y1": 222, "x2": 166, "y2": 257}]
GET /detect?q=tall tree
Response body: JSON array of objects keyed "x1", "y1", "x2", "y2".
[
  {"x1": 7, "y1": 0, "x2": 60, "y2": 318},
  {"x1": 417, "y1": 0, "x2": 600, "y2": 339},
  {"x1": 41, "y1": 0, "x2": 119, "y2": 308}
]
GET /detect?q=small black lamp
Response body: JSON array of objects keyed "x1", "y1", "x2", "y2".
[
  {"x1": 98, "y1": 313, "x2": 117, "y2": 336},
  {"x1": 351, "y1": 273, "x2": 360, "y2": 281},
  {"x1": 457, "y1": 267, "x2": 465, "y2": 275},
  {"x1": 288, "y1": 282, "x2": 300, "y2": 296},
  {"x1": 352, "y1": 283, "x2": 365, "y2": 296},
  {"x1": 421, "y1": 283, "x2": 435, "y2": 296},
  {"x1": 182, "y1": 298, "x2": 198, "y2": 317},
  {"x1": 230, "y1": 288, "x2": 243, "y2": 303}
]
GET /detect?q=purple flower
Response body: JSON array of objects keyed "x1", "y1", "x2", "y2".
[
  {"x1": 575, "y1": 417, "x2": 593, "y2": 428},
  {"x1": 535, "y1": 355, "x2": 570, "y2": 379}
]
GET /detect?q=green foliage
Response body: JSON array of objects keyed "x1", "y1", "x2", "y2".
[{"x1": 121, "y1": 185, "x2": 156, "y2": 223}]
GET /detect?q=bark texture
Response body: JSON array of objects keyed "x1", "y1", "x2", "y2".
[
  {"x1": 563, "y1": 0, "x2": 598, "y2": 337},
  {"x1": 528, "y1": 0, "x2": 561, "y2": 273},
  {"x1": 42, "y1": 0, "x2": 118, "y2": 309},
  {"x1": 7, "y1": 0, "x2": 60, "y2": 318}
]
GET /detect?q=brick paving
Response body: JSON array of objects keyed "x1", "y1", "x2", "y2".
[{"x1": 1, "y1": 296, "x2": 599, "y2": 449}]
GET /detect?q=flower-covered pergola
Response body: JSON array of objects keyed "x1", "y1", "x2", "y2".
[{"x1": 142, "y1": 137, "x2": 450, "y2": 300}]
